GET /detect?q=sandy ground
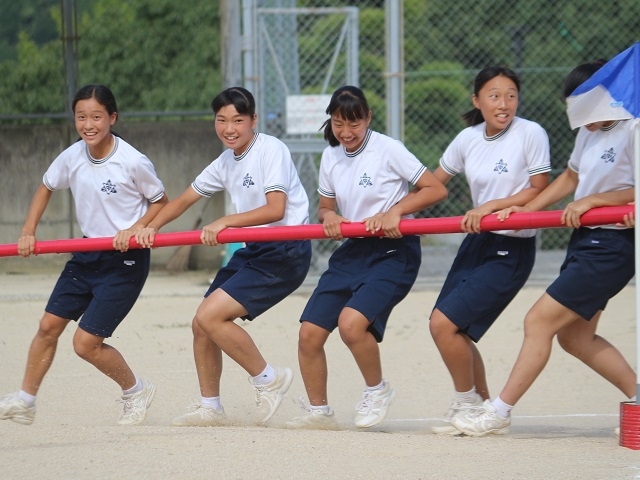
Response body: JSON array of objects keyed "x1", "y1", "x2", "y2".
[{"x1": 0, "y1": 269, "x2": 639, "y2": 480}]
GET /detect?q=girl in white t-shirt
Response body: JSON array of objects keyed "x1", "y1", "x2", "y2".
[
  {"x1": 286, "y1": 85, "x2": 447, "y2": 430},
  {"x1": 452, "y1": 60, "x2": 636, "y2": 437},
  {"x1": 429, "y1": 66, "x2": 551, "y2": 434},
  {"x1": 137, "y1": 87, "x2": 311, "y2": 425},
  {"x1": 0, "y1": 85, "x2": 168, "y2": 427}
]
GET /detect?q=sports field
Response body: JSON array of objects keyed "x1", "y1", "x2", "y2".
[{"x1": 0, "y1": 270, "x2": 638, "y2": 479}]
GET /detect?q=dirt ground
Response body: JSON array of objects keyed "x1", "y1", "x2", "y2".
[{"x1": 0, "y1": 270, "x2": 638, "y2": 480}]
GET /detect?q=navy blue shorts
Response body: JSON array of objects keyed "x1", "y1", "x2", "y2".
[
  {"x1": 46, "y1": 249, "x2": 150, "y2": 338},
  {"x1": 301, "y1": 236, "x2": 421, "y2": 342},
  {"x1": 434, "y1": 232, "x2": 536, "y2": 342},
  {"x1": 546, "y1": 227, "x2": 635, "y2": 320},
  {"x1": 205, "y1": 240, "x2": 311, "y2": 320}
]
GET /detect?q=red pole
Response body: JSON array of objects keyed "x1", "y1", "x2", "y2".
[{"x1": 0, "y1": 205, "x2": 632, "y2": 258}]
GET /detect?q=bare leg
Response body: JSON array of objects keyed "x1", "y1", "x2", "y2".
[
  {"x1": 194, "y1": 288, "x2": 266, "y2": 377},
  {"x1": 21, "y1": 313, "x2": 69, "y2": 395},
  {"x1": 470, "y1": 342, "x2": 489, "y2": 400},
  {"x1": 557, "y1": 310, "x2": 636, "y2": 398},
  {"x1": 499, "y1": 293, "x2": 582, "y2": 406},
  {"x1": 338, "y1": 307, "x2": 382, "y2": 387},
  {"x1": 297, "y1": 321, "x2": 331, "y2": 406},
  {"x1": 430, "y1": 308, "x2": 476, "y2": 394},
  {"x1": 191, "y1": 317, "x2": 223, "y2": 398},
  {"x1": 73, "y1": 328, "x2": 136, "y2": 390}
]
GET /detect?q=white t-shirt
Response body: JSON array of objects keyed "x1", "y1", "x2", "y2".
[
  {"x1": 440, "y1": 116, "x2": 551, "y2": 237},
  {"x1": 569, "y1": 120, "x2": 635, "y2": 229},
  {"x1": 192, "y1": 133, "x2": 310, "y2": 226},
  {"x1": 43, "y1": 136, "x2": 165, "y2": 238},
  {"x1": 318, "y1": 129, "x2": 427, "y2": 221}
]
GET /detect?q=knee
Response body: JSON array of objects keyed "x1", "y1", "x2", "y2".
[
  {"x1": 298, "y1": 324, "x2": 325, "y2": 356},
  {"x1": 338, "y1": 321, "x2": 364, "y2": 347},
  {"x1": 191, "y1": 317, "x2": 209, "y2": 340},
  {"x1": 36, "y1": 314, "x2": 66, "y2": 341},
  {"x1": 556, "y1": 330, "x2": 580, "y2": 356},
  {"x1": 429, "y1": 311, "x2": 455, "y2": 344},
  {"x1": 73, "y1": 337, "x2": 97, "y2": 361}
]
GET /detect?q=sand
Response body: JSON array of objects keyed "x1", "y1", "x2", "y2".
[{"x1": 0, "y1": 270, "x2": 638, "y2": 479}]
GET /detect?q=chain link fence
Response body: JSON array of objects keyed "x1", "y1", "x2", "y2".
[{"x1": 250, "y1": 0, "x2": 640, "y2": 278}]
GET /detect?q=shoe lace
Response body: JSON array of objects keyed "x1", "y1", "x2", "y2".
[
  {"x1": 356, "y1": 391, "x2": 374, "y2": 412},
  {"x1": 295, "y1": 395, "x2": 312, "y2": 413},
  {"x1": 251, "y1": 378, "x2": 267, "y2": 407}
]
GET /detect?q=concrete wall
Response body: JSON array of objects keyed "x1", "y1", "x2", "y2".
[{"x1": 0, "y1": 120, "x2": 226, "y2": 272}]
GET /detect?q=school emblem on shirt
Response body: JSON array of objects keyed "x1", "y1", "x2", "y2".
[
  {"x1": 601, "y1": 148, "x2": 616, "y2": 163},
  {"x1": 101, "y1": 179, "x2": 117, "y2": 195},
  {"x1": 359, "y1": 173, "x2": 373, "y2": 188},
  {"x1": 494, "y1": 159, "x2": 508, "y2": 174},
  {"x1": 242, "y1": 173, "x2": 255, "y2": 188}
]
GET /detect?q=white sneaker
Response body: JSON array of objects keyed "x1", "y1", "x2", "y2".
[
  {"x1": 285, "y1": 397, "x2": 339, "y2": 430},
  {"x1": 118, "y1": 377, "x2": 156, "y2": 426},
  {"x1": 354, "y1": 381, "x2": 396, "y2": 428},
  {"x1": 431, "y1": 395, "x2": 484, "y2": 435},
  {"x1": 172, "y1": 404, "x2": 227, "y2": 427},
  {"x1": 252, "y1": 367, "x2": 293, "y2": 423},
  {"x1": 450, "y1": 399, "x2": 510, "y2": 436},
  {"x1": 615, "y1": 426, "x2": 620, "y2": 438},
  {"x1": 0, "y1": 392, "x2": 36, "y2": 425}
]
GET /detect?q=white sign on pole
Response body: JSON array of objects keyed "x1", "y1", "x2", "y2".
[{"x1": 286, "y1": 95, "x2": 332, "y2": 135}]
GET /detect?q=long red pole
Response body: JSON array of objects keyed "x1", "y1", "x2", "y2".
[{"x1": 0, "y1": 205, "x2": 632, "y2": 258}]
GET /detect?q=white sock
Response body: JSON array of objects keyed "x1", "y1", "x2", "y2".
[
  {"x1": 630, "y1": 395, "x2": 637, "y2": 403},
  {"x1": 18, "y1": 390, "x2": 36, "y2": 407},
  {"x1": 122, "y1": 377, "x2": 141, "y2": 396},
  {"x1": 253, "y1": 364, "x2": 276, "y2": 386},
  {"x1": 201, "y1": 396, "x2": 222, "y2": 410},
  {"x1": 365, "y1": 380, "x2": 385, "y2": 392},
  {"x1": 453, "y1": 387, "x2": 478, "y2": 404},
  {"x1": 491, "y1": 396, "x2": 513, "y2": 418},
  {"x1": 309, "y1": 404, "x2": 331, "y2": 414}
]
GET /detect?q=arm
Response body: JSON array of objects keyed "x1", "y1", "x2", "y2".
[
  {"x1": 113, "y1": 193, "x2": 170, "y2": 251},
  {"x1": 498, "y1": 168, "x2": 579, "y2": 222},
  {"x1": 364, "y1": 169, "x2": 448, "y2": 238},
  {"x1": 562, "y1": 187, "x2": 635, "y2": 228},
  {"x1": 135, "y1": 187, "x2": 202, "y2": 247},
  {"x1": 200, "y1": 190, "x2": 287, "y2": 246},
  {"x1": 319, "y1": 195, "x2": 350, "y2": 240},
  {"x1": 17, "y1": 183, "x2": 53, "y2": 257},
  {"x1": 463, "y1": 172, "x2": 550, "y2": 233}
]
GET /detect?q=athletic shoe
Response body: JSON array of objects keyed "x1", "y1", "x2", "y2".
[
  {"x1": 431, "y1": 395, "x2": 484, "y2": 435},
  {"x1": 354, "y1": 381, "x2": 396, "y2": 428},
  {"x1": 285, "y1": 397, "x2": 339, "y2": 430},
  {"x1": 252, "y1": 367, "x2": 293, "y2": 423},
  {"x1": 615, "y1": 426, "x2": 620, "y2": 438},
  {"x1": 172, "y1": 404, "x2": 227, "y2": 427},
  {"x1": 450, "y1": 399, "x2": 510, "y2": 436},
  {"x1": 118, "y1": 377, "x2": 156, "y2": 426},
  {"x1": 0, "y1": 392, "x2": 36, "y2": 425}
]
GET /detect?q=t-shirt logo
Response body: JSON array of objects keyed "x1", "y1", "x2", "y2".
[
  {"x1": 243, "y1": 173, "x2": 255, "y2": 188},
  {"x1": 359, "y1": 173, "x2": 373, "y2": 188},
  {"x1": 494, "y1": 159, "x2": 508, "y2": 174},
  {"x1": 601, "y1": 148, "x2": 616, "y2": 163},
  {"x1": 101, "y1": 179, "x2": 117, "y2": 195}
]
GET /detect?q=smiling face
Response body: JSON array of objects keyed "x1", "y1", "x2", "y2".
[
  {"x1": 214, "y1": 104, "x2": 257, "y2": 155},
  {"x1": 330, "y1": 110, "x2": 372, "y2": 152},
  {"x1": 472, "y1": 74, "x2": 519, "y2": 137},
  {"x1": 74, "y1": 98, "x2": 117, "y2": 158}
]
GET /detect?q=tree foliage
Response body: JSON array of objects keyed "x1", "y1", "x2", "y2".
[{"x1": 0, "y1": 0, "x2": 221, "y2": 115}]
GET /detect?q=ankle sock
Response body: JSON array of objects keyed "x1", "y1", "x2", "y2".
[
  {"x1": 122, "y1": 377, "x2": 141, "y2": 396},
  {"x1": 453, "y1": 387, "x2": 478, "y2": 404},
  {"x1": 253, "y1": 364, "x2": 276, "y2": 386},
  {"x1": 201, "y1": 396, "x2": 222, "y2": 410},
  {"x1": 18, "y1": 390, "x2": 36, "y2": 407},
  {"x1": 491, "y1": 396, "x2": 513, "y2": 418},
  {"x1": 365, "y1": 380, "x2": 385, "y2": 392}
]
